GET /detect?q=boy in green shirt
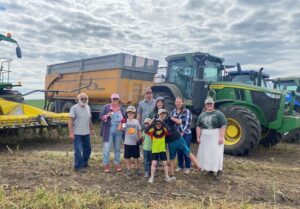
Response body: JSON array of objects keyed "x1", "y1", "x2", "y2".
[
  {"x1": 145, "y1": 119, "x2": 172, "y2": 183},
  {"x1": 142, "y1": 118, "x2": 153, "y2": 178}
]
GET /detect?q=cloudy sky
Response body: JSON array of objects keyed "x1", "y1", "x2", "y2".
[{"x1": 1, "y1": 0, "x2": 300, "y2": 98}]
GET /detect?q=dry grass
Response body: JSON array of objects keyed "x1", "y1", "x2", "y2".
[{"x1": 0, "y1": 141, "x2": 299, "y2": 209}]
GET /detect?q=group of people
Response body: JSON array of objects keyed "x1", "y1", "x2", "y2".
[{"x1": 68, "y1": 87, "x2": 227, "y2": 183}]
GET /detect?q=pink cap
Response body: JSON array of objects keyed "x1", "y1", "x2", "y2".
[{"x1": 111, "y1": 93, "x2": 120, "y2": 99}]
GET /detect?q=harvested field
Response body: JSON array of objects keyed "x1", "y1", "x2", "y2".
[{"x1": 0, "y1": 139, "x2": 299, "y2": 209}]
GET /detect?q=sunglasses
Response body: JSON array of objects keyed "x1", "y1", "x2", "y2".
[
  {"x1": 80, "y1": 98, "x2": 88, "y2": 101},
  {"x1": 112, "y1": 98, "x2": 119, "y2": 101},
  {"x1": 205, "y1": 103, "x2": 213, "y2": 105},
  {"x1": 146, "y1": 92, "x2": 152, "y2": 95}
]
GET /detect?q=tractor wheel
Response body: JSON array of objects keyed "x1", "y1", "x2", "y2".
[
  {"x1": 219, "y1": 106, "x2": 261, "y2": 156},
  {"x1": 282, "y1": 128, "x2": 300, "y2": 143},
  {"x1": 62, "y1": 101, "x2": 74, "y2": 113},
  {"x1": 260, "y1": 129, "x2": 281, "y2": 147},
  {"x1": 48, "y1": 102, "x2": 55, "y2": 112},
  {"x1": 153, "y1": 91, "x2": 175, "y2": 111}
]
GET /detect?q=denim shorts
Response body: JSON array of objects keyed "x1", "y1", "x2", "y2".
[{"x1": 168, "y1": 137, "x2": 190, "y2": 160}]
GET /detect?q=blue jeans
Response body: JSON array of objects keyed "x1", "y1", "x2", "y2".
[
  {"x1": 143, "y1": 149, "x2": 152, "y2": 172},
  {"x1": 168, "y1": 136, "x2": 191, "y2": 160},
  {"x1": 177, "y1": 134, "x2": 191, "y2": 169},
  {"x1": 74, "y1": 134, "x2": 91, "y2": 169},
  {"x1": 103, "y1": 129, "x2": 122, "y2": 165}
]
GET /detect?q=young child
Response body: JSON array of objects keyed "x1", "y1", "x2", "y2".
[
  {"x1": 145, "y1": 116, "x2": 172, "y2": 183},
  {"x1": 142, "y1": 118, "x2": 153, "y2": 178},
  {"x1": 118, "y1": 105, "x2": 142, "y2": 176}
]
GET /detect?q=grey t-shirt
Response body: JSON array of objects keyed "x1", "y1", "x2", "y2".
[
  {"x1": 69, "y1": 104, "x2": 91, "y2": 135},
  {"x1": 124, "y1": 119, "x2": 141, "y2": 145},
  {"x1": 137, "y1": 99, "x2": 155, "y2": 128}
]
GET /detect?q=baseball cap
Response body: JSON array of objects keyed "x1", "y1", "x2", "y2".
[
  {"x1": 156, "y1": 96, "x2": 165, "y2": 102},
  {"x1": 126, "y1": 105, "x2": 136, "y2": 112},
  {"x1": 205, "y1": 97, "x2": 214, "y2": 104},
  {"x1": 111, "y1": 93, "x2": 120, "y2": 99},
  {"x1": 144, "y1": 118, "x2": 152, "y2": 124},
  {"x1": 153, "y1": 119, "x2": 164, "y2": 125},
  {"x1": 158, "y1": 108, "x2": 167, "y2": 115}
]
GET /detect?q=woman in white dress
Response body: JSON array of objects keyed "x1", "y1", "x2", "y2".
[{"x1": 196, "y1": 97, "x2": 227, "y2": 180}]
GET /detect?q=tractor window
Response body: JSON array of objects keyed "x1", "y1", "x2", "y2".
[
  {"x1": 203, "y1": 61, "x2": 222, "y2": 82},
  {"x1": 276, "y1": 81, "x2": 297, "y2": 91},
  {"x1": 232, "y1": 75, "x2": 253, "y2": 84},
  {"x1": 168, "y1": 59, "x2": 196, "y2": 99}
]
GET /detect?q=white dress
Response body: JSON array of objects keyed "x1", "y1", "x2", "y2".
[{"x1": 197, "y1": 129, "x2": 224, "y2": 172}]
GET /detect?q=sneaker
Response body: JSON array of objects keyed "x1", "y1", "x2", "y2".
[
  {"x1": 115, "y1": 164, "x2": 122, "y2": 172},
  {"x1": 170, "y1": 176, "x2": 176, "y2": 181},
  {"x1": 144, "y1": 171, "x2": 150, "y2": 178},
  {"x1": 125, "y1": 169, "x2": 132, "y2": 176},
  {"x1": 135, "y1": 168, "x2": 142, "y2": 176},
  {"x1": 175, "y1": 167, "x2": 183, "y2": 172},
  {"x1": 165, "y1": 176, "x2": 172, "y2": 182},
  {"x1": 200, "y1": 170, "x2": 209, "y2": 176},
  {"x1": 74, "y1": 168, "x2": 87, "y2": 173},
  {"x1": 148, "y1": 176, "x2": 154, "y2": 183},
  {"x1": 104, "y1": 165, "x2": 110, "y2": 173},
  {"x1": 184, "y1": 169, "x2": 191, "y2": 174}
]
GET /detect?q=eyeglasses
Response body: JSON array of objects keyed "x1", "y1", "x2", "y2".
[
  {"x1": 112, "y1": 98, "x2": 119, "y2": 101},
  {"x1": 80, "y1": 98, "x2": 88, "y2": 101}
]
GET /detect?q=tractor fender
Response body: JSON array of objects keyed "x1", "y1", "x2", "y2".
[
  {"x1": 151, "y1": 83, "x2": 183, "y2": 98},
  {"x1": 216, "y1": 100, "x2": 267, "y2": 126}
]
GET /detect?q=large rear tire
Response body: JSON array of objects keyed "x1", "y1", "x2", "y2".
[
  {"x1": 260, "y1": 129, "x2": 281, "y2": 147},
  {"x1": 281, "y1": 128, "x2": 300, "y2": 143},
  {"x1": 62, "y1": 101, "x2": 74, "y2": 113},
  {"x1": 219, "y1": 106, "x2": 261, "y2": 156}
]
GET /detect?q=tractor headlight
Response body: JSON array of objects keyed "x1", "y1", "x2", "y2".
[{"x1": 266, "y1": 93, "x2": 281, "y2": 99}]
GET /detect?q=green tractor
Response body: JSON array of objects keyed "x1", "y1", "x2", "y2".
[
  {"x1": 227, "y1": 67, "x2": 300, "y2": 143},
  {"x1": 272, "y1": 77, "x2": 300, "y2": 143},
  {"x1": 152, "y1": 52, "x2": 300, "y2": 155},
  {"x1": 0, "y1": 33, "x2": 23, "y2": 102}
]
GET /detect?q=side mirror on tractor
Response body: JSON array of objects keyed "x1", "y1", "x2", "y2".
[{"x1": 16, "y1": 46, "x2": 22, "y2": 58}]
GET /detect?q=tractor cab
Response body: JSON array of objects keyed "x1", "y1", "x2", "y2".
[{"x1": 165, "y1": 52, "x2": 223, "y2": 100}]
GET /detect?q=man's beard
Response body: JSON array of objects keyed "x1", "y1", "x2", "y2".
[{"x1": 79, "y1": 100, "x2": 88, "y2": 106}]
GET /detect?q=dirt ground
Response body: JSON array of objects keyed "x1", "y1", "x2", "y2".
[{"x1": 0, "y1": 140, "x2": 299, "y2": 209}]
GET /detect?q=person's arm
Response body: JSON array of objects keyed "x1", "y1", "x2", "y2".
[
  {"x1": 68, "y1": 117, "x2": 75, "y2": 142},
  {"x1": 170, "y1": 116, "x2": 182, "y2": 125},
  {"x1": 196, "y1": 126, "x2": 202, "y2": 144},
  {"x1": 137, "y1": 102, "x2": 142, "y2": 124},
  {"x1": 100, "y1": 104, "x2": 114, "y2": 122},
  {"x1": 219, "y1": 126, "x2": 226, "y2": 145},
  {"x1": 181, "y1": 110, "x2": 192, "y2": 134},
  {"x1": 89, "y1": 119, "x2": 94, "y2": 136}
]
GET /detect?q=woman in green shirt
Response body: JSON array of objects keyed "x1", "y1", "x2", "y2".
[{"x1": 196, "y1": 97, "x2": 227, "y2": 180}]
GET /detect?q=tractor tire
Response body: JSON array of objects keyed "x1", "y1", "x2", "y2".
[
  {"x1": 48, "y1": 102, "x2": 55, "y2": 112},
  {"x1": 282, "y1": 128, "x2": 300, "y2": 143},
  {"x1": 219, "y1": 106, "x2": 261, "y2": 156},
  {"x1": 260, "y1": 129, "x2": 282, "y2": 147},
  {"x1": 153, "y1": 91, "x2": 175, "y2": 112},
  {"x1": 61, "y1": 101, "x2": 74, "y2": 113}
]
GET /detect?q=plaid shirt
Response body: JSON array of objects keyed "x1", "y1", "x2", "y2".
[{"x1": 170, "y1": 108, "x2": 192, "y2": 135}]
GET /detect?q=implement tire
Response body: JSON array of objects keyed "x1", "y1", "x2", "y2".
[
  {"x1": 260, "y1": 129, "x2": 282, "y2": 147},
  {"x1": 219, "y1": 106, "x2": 261, "y2": 156},
  {"x1": 62, "y1": 101, "x2": 74, "y2": 113},
  {"x1": 282, "y1": 128, "x2": 300, "y2": 143}
]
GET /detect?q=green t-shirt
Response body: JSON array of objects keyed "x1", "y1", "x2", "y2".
[
  {"x1": 196, "y1": 110, "x2": 227, "y2": 129},
  {"x1": 142, "y1": 130, "x2": 152, "y2": 151}
]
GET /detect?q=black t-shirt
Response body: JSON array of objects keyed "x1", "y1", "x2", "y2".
[{"x1": 163, "y1": 117, "x2": 181, "y2": 143}]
